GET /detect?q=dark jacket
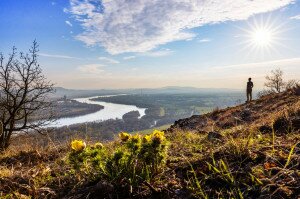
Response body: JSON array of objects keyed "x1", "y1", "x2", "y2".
[{"x1": 247, "y1": 81, "x2": 254, "y2": 91}]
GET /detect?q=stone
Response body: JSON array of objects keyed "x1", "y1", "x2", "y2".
[
  {"x1": 240, "y1": 109, "x2": 252, "y2": 121},
  {"x1": 273, "y1": 116, "x2": 290, "y2": 133}
]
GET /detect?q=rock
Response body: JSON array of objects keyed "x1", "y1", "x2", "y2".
[
  {"x1": 207, "y1": 131, "x2": 223, "y2": 141},
  {"x1": 259, "y1": 125, "x2": 273, "y2": 134},
  {"x1": 240, "y1": 109, "x2": 252, "y2": 121},
  {"x1": 273, "y1": 116, "x2": 290, "y2": 134}
]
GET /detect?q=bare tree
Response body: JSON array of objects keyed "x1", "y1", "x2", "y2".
[
  {"x1": 285, "y1": 79, "x2": 299, "y2": 90},
  {"x1": 0, "y1": 41, "x2": 55, "y2": 150},
  {"x1": 264, "y1": 68, "x2": 285, "y2": 93}
]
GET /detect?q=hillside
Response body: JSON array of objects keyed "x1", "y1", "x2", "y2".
[
  {"x1": 0, "y1": 89, "x2": 299, "y2": 198},
  {"x1": 168, "y1": 89, "x2": 300, "y2": 133}
]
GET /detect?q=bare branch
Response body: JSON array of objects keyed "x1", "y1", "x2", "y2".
[{"x1": 0, "y1": 41, "x2": 55, "y2": 150}]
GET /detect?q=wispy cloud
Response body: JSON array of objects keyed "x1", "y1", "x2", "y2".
[
  {"x1": 65, "y1": 20, "x2": 73, "y2": 27},
  {"x1": 39, "y1": 53, "x2": 80, "y2": 59},
  {"x1": 66, "y1": 0, "x2": 293, "y2": 54},
  {"x1": 290, "y1": 15, "x2": 300, "y2": 20},
  {"x1": 212, "y1": 57, "x2": 300, "y2": 70},
  {"x1": 77, "y1": 64, "x2": 105, "y2": 75},
  {"x1": 141, "y1": 49, "x2": 173, "y2": 57},
  {"x1": 123, "y1": 56, "x2": 136, "y2": 60},
  {"x1": 98, "y1": 57, "x2": 119, "y2": 64},
  {"x1": 198, "y1": 38, "x2": 212, "y2": 43}
]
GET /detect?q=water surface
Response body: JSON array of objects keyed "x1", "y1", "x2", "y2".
[{"x1": 49, "y1": 95, "x2": 146, "y2": 127}]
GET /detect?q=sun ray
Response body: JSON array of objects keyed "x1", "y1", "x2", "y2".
[{"x1": 235, "y1": 15, "x2": 290, "y2": 59}]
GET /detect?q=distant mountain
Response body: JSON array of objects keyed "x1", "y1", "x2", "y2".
[
  {"x1": 51, "y1": 86, "x2": 243, "y2": 99},
  {"x1": 141, "y1": 86, "x2": 242, "y2": 94}
]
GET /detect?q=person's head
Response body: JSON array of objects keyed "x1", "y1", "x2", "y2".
[{"x1": 248, "y1": 78, "x2": 252, "y2": 81}]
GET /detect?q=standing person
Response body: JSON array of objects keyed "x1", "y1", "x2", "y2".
[{"x1": 246, "y1": 78, "x2": 254, "y2": 102}]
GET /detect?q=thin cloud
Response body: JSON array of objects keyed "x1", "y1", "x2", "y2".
[
  {"x1": 141, "y1": 49, "x2": 173, "y2": 57},
  {"x1": 198, "y1": 38, "x2": 211, "y2": 43},
  {"x1": 98, "y1": 57, "x2": 119, "y2": 64},
  {"x1": 212, "y1": 57, "x2": 300, "y2": 70},
  {"x1": 123, "y1": 56, "x2": 136, "y2": 60},
  {"x1": 290, "y1": 15, "x2": 300, "y2": 20},
  {"x1": 77, "y1": 64, "x2": 105, "y2": 74},
  {"x1": 65, "y1": 20, "x2": 73, "y2": 27},
  {"x1": 66, "y1": 0, "x2": 293, "y2": 54},
  {"x1": 39, "y1": 53, "x2": 80, "y2": 59}
]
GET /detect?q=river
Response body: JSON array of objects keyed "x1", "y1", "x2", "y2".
[{"x1": 48, "y1": 95, "x2": 147, "y2": 128}]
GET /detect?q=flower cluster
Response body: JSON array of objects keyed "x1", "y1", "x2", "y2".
[
  {"x1": 68, "y1": 130, "x2": 168, "y2": 190},
  {"x1": 119, "y1": 130, "x2": 166, "y2": 144},
  {"x1": 68, "y1": 139, "x2": 106, "y2": 171},
  {"x1": 118, "y1": 130, "x2": 168, "y2": 173}
]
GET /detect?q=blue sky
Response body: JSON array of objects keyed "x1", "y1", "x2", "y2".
[{"x1": 0, "y1": 0, "x2": 300, "y2": 89}]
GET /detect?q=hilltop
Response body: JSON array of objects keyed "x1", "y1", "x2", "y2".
[
  {"x1": 168, "y1": 89, "x2": 300, "y2": 133},
  {"x1": 0, "y1": 89, "x2": 299, "y2": 198}
]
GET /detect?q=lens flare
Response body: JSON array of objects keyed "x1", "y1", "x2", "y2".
[
  {"x1": 235, "y1": 15, "x2": 288, "y2": 58},
  {"x1": 252, "y1": 28, "x2": 273, "y2": 47}
]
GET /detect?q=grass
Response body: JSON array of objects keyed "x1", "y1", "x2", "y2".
[
  {"x1": 130, "y1": 124, "x2": 172, "y2": 134},
  {"x1": 0, "y1": 91, "x2": 299, "y2": 198}
]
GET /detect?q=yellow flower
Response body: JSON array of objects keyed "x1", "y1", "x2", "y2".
[
  {"x1": 71, "y1": 140, "x2": 86, "y2": 152},
  {"x1": 94, "y1": 142, "x2": 104, "y2": 149},
  {"x1": 119, "y1": 132, "x2": 131, "y2": 142},
  {"x1": 143, "y1": 134, "x2": 151, "y2": 142},
  {"x1": 131, "y1": 134, "x2": 141, "y2": 143},
  {"x1": 152, "y1": 130, "x2": 165, "y2": 137},
  {"x1": 152, "y1": 130, "x2": 165, "y2": 143}
]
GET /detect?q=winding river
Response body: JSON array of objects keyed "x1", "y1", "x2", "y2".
[{"x1": 48, "y1": 95, "x2": 147, "y2": 128}]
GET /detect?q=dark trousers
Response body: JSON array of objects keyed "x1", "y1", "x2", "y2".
[{"x1": 247, "y1": 89, "x2": 252, "y2": 102}]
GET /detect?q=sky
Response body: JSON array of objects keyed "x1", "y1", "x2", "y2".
[{"x1": 0, "y1": 0, "x2": 300, "y2": 90}]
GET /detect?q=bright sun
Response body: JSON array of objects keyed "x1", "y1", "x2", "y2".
[
  {"x1": 252, "y1": 28, "x2": 273, "y2": 46},
  {"x1": 237, "y1": 17, "x2": 285, "y2": 55}
]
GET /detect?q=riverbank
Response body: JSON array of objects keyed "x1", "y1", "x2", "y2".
[
  {"x1": 48, "y1": 95, "x2": 147, "y2": 128},
  {"x1": 54, "y1": 99, "x2": 104, "y2": 119}
]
